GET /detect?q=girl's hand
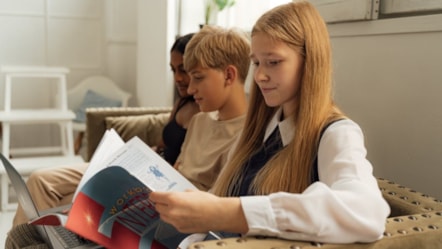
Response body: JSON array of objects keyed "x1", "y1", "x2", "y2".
[{"x1": 149, "y1": 190, "x2": 248, "y2": 234}]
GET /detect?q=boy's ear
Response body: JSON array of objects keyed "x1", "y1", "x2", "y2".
[{"x1": 224, "y1": 65, "x2": 236, "y2": 84}]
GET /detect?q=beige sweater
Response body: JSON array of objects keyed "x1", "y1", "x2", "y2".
[{"x1": 176, "y1": 111, "x2": 245, "y2": 191}]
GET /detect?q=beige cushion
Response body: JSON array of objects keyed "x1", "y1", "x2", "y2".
[{"x1": 105, "y1": 113, "x2": 170, "y2": 146}]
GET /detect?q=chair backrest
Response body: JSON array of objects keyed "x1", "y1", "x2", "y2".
[{"x1": 67, "y1": 75, "x2": 131, "y2": 109}]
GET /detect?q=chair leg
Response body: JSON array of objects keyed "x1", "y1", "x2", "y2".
[{"x1": 74, "y1": 132, "x2": 84, "y2": 155}]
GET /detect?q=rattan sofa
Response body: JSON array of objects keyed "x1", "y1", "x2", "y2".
[{"x1": 86, "y1": 107, "x2": 442, "y2": 249}]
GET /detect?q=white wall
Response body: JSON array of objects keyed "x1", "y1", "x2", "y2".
[
  {"x1": 0, "y1": 0, "x2": 138, "y2": 148},
  {"x1": 105, "y1": 0, "x2": 137, "y2": 106},
  {"x1": 329, "y1": 14, "x2": 442, "y2": 199},
  {"x1": 0, "y1": 0, "x2": 103, "y2": 148},
  {"x1": 136, "y1": 0, "x2": 176, "y2": 107},
  {"x1": 0, "y1": 0, "x2": 106, "y2": 92}
]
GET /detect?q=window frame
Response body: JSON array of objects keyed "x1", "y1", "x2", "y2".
[
  {"x1": 310, "y1": 0, "x2": 442, "y2": 24},
  {"x1": 309, "y1": 0, "x2": 379, "y2": 23},
  {"x1": 380, "y1": 0, "x2": 442, "y2": 17}
]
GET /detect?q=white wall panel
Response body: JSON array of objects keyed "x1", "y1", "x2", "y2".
[
  {"x1": 0, "y1": 0, "x2": 44, "y2": 15},
  {"x1": 104, "y1": 0, "x2": 137, "y2": 106},
  {"x1": 106, "y1": 44, "x2": 137, "y2": 105},
  {"x1": 0, "y1": 0, "x2": 108, "y2": 148},
  {"x1": 0, "y1": 16, "x2": 45, "y2": 64},
  {"x1": 106, "y1": 0, "x2": 137, "y2": 42},
  {"x1": 329, "y1": 16, "x2": 442, "y2": 199},
  {"x1": 47, "y1": 19, "x2": 102, "y2": 68},
  {"x1": 48, "y1": 0, "x2": 102, "y2": 18}
]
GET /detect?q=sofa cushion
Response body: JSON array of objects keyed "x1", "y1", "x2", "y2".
[
  {"x1": 75, "y1": 90, "x2": 123, "y2": 122},
  {"x1": 105, "y1": 113, "x2": 170, "y2": 147}
]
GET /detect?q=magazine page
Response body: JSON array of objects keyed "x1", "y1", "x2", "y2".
[
  {"x1": 73, "y1": 128, "x2": 125, "y2": 200},
  {"x1": 29, "y1": 212, "x2": 68, "y2": 226},
  {"x1": 102, "y1": 137, "x2": 196, "y2": 192},
  {"x1": 29, "y1": 204, "x2": 71, "y2": 226},
  {"x1": 65, "y1": 136, "x2": 196, "y2": 249}
]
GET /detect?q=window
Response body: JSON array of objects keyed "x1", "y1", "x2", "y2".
[
  {"x1": 310, "y1": 0, "x2": 379, "y2": 23},
  {"x1": 380, "y1": 0, "x2": 442, "y2": 17},
  {"x1": 310, "y1": 0, "x2": 442, "y2": 23}
]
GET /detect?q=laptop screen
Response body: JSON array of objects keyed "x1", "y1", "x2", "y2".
[{"x1": 0, "y1": 153, "x2": 51, "y2": 244}]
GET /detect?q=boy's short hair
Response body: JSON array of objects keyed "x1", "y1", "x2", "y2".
[{"x1": 184, "y1": 25, "x2": 251, "y2": 83}]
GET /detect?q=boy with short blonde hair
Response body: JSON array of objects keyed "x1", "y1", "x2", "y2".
[{"x1": 173, "y1": 25, "x2": 250, "y2": 190}]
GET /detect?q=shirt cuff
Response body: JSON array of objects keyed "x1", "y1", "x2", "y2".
[{"x1": 240, "y1": 195, "x2": 279, "y2": 237}]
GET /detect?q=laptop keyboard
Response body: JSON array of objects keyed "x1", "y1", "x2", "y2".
[{"x1": 51, "y1": 226, "x2": 91, "y2": 248}]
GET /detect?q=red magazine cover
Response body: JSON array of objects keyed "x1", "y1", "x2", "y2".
[{"x1": 65, "y1": 166, "x2": 167, "y2": 249}]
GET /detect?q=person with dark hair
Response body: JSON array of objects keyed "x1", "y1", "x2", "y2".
[{"x1": 158, "y1": 33, "x2": 200, "y2": 165}]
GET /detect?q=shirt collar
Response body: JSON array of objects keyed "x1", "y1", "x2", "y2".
[{"x1": 263, "y1": 108, "x2": 295, "y2": 147}]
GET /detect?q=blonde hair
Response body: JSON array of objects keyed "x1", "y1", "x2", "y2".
[
  {"x1": 183, "y1": 25, "x2": 251, "y2": 82},
  {"x1": 212, "y1": 1, "x2": 345, "y2": 196}
]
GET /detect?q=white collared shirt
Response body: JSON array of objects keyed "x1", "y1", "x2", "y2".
[
  {"x1": 240, "y1": 110, "x2": 390, "y2": 243},
  {"x1": 263, "y1": 108, "x2": 294, "y2": 147}
]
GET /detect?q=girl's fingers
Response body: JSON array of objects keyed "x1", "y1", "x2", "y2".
[{"x1": 149, "y1": 191, "x2": 169, "y2": 204}]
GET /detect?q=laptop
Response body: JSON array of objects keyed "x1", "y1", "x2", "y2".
[{"x1": 0, "y1": 153, "x2": 101, "y2": 249}]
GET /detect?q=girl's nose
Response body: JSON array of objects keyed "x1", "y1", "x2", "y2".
[{"x1": 254, "y1": 66, "x2": 268, "y2": 83}]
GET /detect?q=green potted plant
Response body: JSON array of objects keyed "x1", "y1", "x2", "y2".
[{"x1": 204, "y1": 0, "x2": 236, "y2": 26}]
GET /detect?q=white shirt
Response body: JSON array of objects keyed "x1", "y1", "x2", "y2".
[{"x1": 241, "y1": 110, "x2": 390, "y2": 243}]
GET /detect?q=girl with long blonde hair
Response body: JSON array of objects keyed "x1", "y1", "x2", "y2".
[{"x1": 151, "y1": 1, "x2": 389, "y2": 244}]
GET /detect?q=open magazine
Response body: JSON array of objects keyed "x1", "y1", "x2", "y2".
[{"x1": 30, "y1": 129, "x2": 197, "y2": 249}]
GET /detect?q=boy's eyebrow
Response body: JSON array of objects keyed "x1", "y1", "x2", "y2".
[
  {"x1": 188, "y1": 70, "x2": 200, "y2": 75},
  {"x1": 188, "y1": 67, "x2": 205, "y2": 74}
]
